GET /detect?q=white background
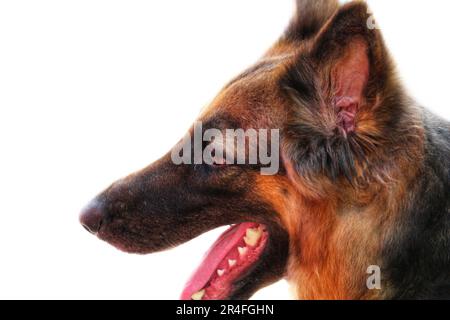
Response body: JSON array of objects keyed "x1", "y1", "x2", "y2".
[{"x1": 0, "y1": 0, "x2": 449, "y2": 299}]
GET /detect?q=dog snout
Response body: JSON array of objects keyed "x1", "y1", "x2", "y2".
[{"x1": 79, "y1": 200, "x2": 104, "y2": 235}]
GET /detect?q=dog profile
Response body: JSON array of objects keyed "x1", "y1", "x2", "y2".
[{"x1": 80, "y1": 0, "x2": 450, "y2": 300}]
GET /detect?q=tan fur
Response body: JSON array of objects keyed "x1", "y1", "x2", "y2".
[{"x1": 201, "y1": 1, "x2": 427, "y2": 299}]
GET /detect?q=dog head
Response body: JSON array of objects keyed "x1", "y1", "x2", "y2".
[{"x1": 80, "y1": 1, "x2": 412, "y2": 300}]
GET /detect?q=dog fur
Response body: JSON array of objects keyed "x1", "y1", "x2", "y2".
[{"x1": 81, "y1": 0, "x2": 450, "y2": 300}]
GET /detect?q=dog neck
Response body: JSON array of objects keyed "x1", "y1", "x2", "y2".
[{"x1": 278, "y1": 132, "x2": 425, "y2": 299}]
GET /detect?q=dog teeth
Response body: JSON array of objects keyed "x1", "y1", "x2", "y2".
[
  {"x1": 228, "y1": 259, "x2": 237, "y2": 267},
  {"x1": 217, "y1": 269, "x2": 225, "y2": 277},
  {"x1": 238, "y1": 246, "x2": 248, "y2": 257},
  {"x1": 191, "y1": 289, "x2": 205, "y2": 300},
  {"x1": 243, "y1": 227, "x2": 262, "y2": 247}
]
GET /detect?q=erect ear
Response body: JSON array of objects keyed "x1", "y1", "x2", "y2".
[
  {"x1": 310, "y1": 1, "x2": 390, "y2": 135},
  {"x1": 284, "y1": 0, "x2": 339, "y2": 41},
  {"x1": 282, "y1": 2, "x2": 399, "y2": 191}
]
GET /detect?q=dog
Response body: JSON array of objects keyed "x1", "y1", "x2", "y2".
[{"x1": 80, "y1": 0, "x2": 450, "y2": 300}]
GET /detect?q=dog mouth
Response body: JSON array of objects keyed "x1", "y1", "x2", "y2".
[
  {"x1": 81, "y1": 193, "x2": 289, "y2": 300},
  {"x1": 181, "y1": 222, "x2": 269, "y2": 300}
]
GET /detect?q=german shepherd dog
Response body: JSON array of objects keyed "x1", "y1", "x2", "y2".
[{"x1": 80, "y1": 0, "x2": 450, "y2": 300}]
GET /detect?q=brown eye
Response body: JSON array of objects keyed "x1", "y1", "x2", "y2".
[
  {"x1": 203, "y1": 137, "x2": 229, "y2": 167},
  {"x1": 211, "y1": 150, "x2": 226, "y2": 167}
]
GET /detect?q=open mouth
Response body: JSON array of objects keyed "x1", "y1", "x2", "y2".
[
  {"x1": 81, "y1": 193, "x2": 289, "y2": 300},
  {"x1": 181, "y1": 222, "x2": 269, "y2": 300}
]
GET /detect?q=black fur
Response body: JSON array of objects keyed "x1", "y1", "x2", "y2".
[
  {"x1": 81, "y1": 0, "x2": 450, "y2": 300},
  {"x1": 384, "y1": 111, "x2": 450, "y2": 299},
  {"x1": 284, "y1": 0, "x2": 339, "y2": 41}
]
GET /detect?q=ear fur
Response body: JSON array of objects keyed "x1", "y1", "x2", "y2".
[
  {"x1": 282, "y1": 2, "x2": 411, "y2": 191},
  {"x1": 312, "y1": 1, "x2": 389, "y2": 101},
  {"x1": 284, "y1": 0, "x2": 339, "y2": 41}
]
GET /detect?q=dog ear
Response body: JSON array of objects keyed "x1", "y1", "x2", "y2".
[
  {"x1": 310, "y1": 1, "x2": 390, "y2": 136},
  {"x1": 282, "y1": 2, "x2": 397, "y2": 188},
  {"x1": 284, "y1": 0, "x2": 339, "y2": 41}
]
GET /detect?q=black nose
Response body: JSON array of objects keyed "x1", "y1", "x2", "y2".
[{"x1": 79, "y1": 200, "x2": 104, "y2": 235}]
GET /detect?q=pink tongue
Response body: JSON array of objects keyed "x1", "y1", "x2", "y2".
[{"x1": 180, "y1": 222, "x2": 256, "y2": 300}]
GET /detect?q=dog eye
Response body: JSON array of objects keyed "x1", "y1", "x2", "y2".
[
  {"x1": 203, "y1": 139, "x2": 228, "y2": 167},
  {"x1": 210, "y1": 151, "x2": 227, "y2": 167}
]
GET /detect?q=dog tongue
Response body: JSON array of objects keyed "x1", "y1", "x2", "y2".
[{"x1": 180, "y1": 222, "x2": 256, "y2": 300}]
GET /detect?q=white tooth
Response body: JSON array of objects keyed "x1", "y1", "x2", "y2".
[
  {"x1": 217, "y1": 269, "x2": 225, "y2": 277},
  {"x1": 247, "y1": 227, "x2": 263, "y2": 240},
  {"x1": 244, "y1": 227, "x2": 262, "y2": 246},
  {"x1": 228, "y1": 259, "x2": 237, "y2": 267},
  {"x1": 238, "y1": 246, "x2": 248, "y2": 257},
  {"x1": 191, "y1": 289, "x2": 205, "y2": 300}
]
